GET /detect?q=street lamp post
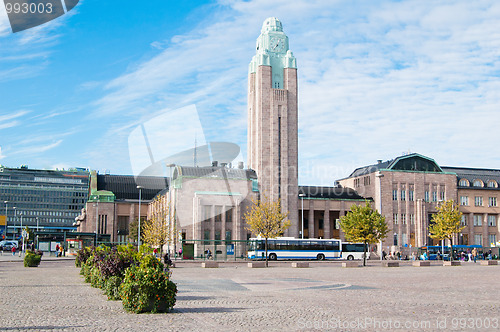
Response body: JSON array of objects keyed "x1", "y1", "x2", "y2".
[
  {"x1": 19, "y1": 213, "x2": 24, "y2": 256},
  {"x1": 166, "y1": 164, "x2": 175, "y2": 258},
  {"x1": 137, "y1": 186, "x2": 143, "y2": 250},
  {"x1": 13, "y1": 207, "x2": 16, "y2": 241},
  {"x1": 4, "y1": 201, "x2": 7, "y2": 240},
  {"x1": 299, "y1": 193, "x2": 306, "y2": 239},
  {"x1": 94, "y1": 197, "x2": 99, "y2": 246},
  {"x1": 36, "y1": 217, "x2": 39, "y2": 250}
]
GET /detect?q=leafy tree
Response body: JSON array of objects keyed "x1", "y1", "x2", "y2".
[
  {"x1": 244, "y1": 196, "x2": 290, "y2": 267},
  {"x1": 128, "y1": 218, "x2": 145, "y2": 244},
  {"x1": 429, "y1": 200, "x2": 464, "y2": 261},
  {"x1": 339, "y1": 201, "x2": 388, "y2": 266},
  {"x1": 142, "y1": 198, "x2": 175, "y2": 254}
]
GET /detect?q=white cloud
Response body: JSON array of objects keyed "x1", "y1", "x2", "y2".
[{"x1": 86, "y1": 0, "x2": 500, "y2": 183}]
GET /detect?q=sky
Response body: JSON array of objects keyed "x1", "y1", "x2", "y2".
[{"x1": 0, "y1": 0, "x2": 499, "y2": 186}]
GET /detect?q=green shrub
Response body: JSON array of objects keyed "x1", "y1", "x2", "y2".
[
  {"x1": 24, "y1": 250, "x2": 42, "y2": 267},
  {"x1": 105, "y1": 275, "x2": 123, "y2": 301},
  {"x1": 120, "y1": 255, "x2": 177, "y2": 313}
]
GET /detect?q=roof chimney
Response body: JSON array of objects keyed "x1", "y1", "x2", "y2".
[
  {"x1": 212, "y1": 161, "x2": 218, "y2": 167},
  {"x1": 377, "y1": 160, "x2": 382, "y2": 164}
]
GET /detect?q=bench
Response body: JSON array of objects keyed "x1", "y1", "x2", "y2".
[
  {"x1": 342, "y1": 261, "x2": 360, "y2": 268},
  {"x1": 413, "y1": 261, "x2": 430, "y2": 267},
  {"x1": 382, "y1": 261, "x2": 399, "y2": 267},
  {"x1": 443, "y1": 261, "x2": 461, "y2": 266},
  {"x1": 480, "y1": 260, "x2": 498, "y2": 266},
  {"x1": 201, "y1": 262, "x2": 219, "y2": 268}
]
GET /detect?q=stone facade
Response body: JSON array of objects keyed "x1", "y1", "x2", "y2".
[{"x1": 248, "y1": 17, "x2": 299, "y2": 237}]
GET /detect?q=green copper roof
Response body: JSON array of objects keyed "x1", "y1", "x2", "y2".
[{"x1": 249, "y1": 17, "x2": 297, "y2": 81}]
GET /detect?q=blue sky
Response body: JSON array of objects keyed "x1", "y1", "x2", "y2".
[{"x1": 1, "y1": 0, "x2": 499, "y2": 185}]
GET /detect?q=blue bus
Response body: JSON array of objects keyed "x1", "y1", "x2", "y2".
[
  {"x1": 420, "y1": 245, "x2": 482, "y2": 260},
  {"x1": 247, "y1": 238, "x2": 342, "y2": 260}
]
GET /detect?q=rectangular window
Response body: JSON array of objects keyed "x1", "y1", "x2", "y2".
[
  {"x1": 401, "y1": 190, "x2": 406, "y2": 201},
  {"x1": 489, "y1": 197, "x2": 497, "y2": 207},
  {"x1": 440, "y1": 191, "x2": 445, "y2": 201},
  {"x1": 475, "y1": 196, "x2": 483, "y2": 206},
  {"x1": 401, "y1": 214, "x2": 406, "y2": 225},
  {"x1": 204, "y1": 230, "x2": 210, "y2": 240},
  {"x1": 402, "y1": 233, "x2": 407, "y2": 246},
  {"x1": 474, "y1": 234, "x2": 483, "y2": 246},
  {"x1": 409, "y1": 190, "x2": 414, "y2": 201},
  {"x1": 488, "y1": 215, "x2": 496, "y2": 227},
  {"x1": 392, "y1": 190, "x2": 398, "y2": 201},
  {"x1": 225, "y1": 230, "x2": 232, "y2": 243},
  {"x1": 410, "y1": 214, "x2": 415, "y2": 224},
  {"x1": 203, "y1": 205, "x2": 212, "y2": 222},
  {"x1": 215, "y1": 231, "x2": 221, "y2": 243},
  {"x1": 473, "y1": 215, "x2": 482, "y2": 226},
  {"x1": 425, "y1": 191, "x2": 429, "y2": 202},
  {"x1": 488, "y1": 234, "x2": 497, "y2": 246},
  {"x1": 251, "y1": 178, "x2": 259, "y2": 192},
  {"x1": 460, "y1": 215, "x2": 467, "y2": 226},
  {"x1": 214, "y1": 205, "x2": 222, "y2": 222},
  {"x1": 393, "y1": 233, "x2": 398, "y2": 246},
  {"x1": 226, "y1": 208, "x2": 233, "y2": 224},
  {"x1": 432, "y1": 192, "x2": 437, "y2": 202},
  {"x1": 460, "y1": 196, "x2": 469, "y2": 206},
  {"x1": 393, "y1": 214, "x2": 398, "y2": 224}
]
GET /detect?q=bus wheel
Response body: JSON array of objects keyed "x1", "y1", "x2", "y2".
[
  {"x1": 269, "y1": 253, "x2": 277, "y2": 260},
  {"x1": 317, "y1": 254, "x2": 325, "y2": 261},
  {"x1": 347, "y1": 255, "x2": 354, "y2": 260}
]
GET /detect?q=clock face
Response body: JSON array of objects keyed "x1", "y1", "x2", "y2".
[{"x1": 270, "y1": 37, "x2": 285, "y2": 53}]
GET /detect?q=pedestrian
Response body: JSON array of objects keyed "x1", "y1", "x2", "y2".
[
  {"x1": 488, "y1": 249, "x2": 492, "y2": 260},
  {"x1": 11, "y1": 245, "x2": 16, "y2": 256},
  {"x1": 164, "y1": 252, "x2": 172, "y2": 266},
  {"x1": 56, "y1": 244, "x2": 60, "y2": 257},
  {"x1": 178, "y1": 248, "x2": 182, "y2": 258},
  {"x1": 153, "y1": 248, "x2": 158, "y2": 258},
  {"x1": 472, "y1": 248, "x2": 478, "y2": 263},
  {"x1": 467, "y1": 250, "x2": 472, "y2": 262},
  {"x1": 396, "y1": 251, "x2": 401, "y2": 260},
  {"x1": 59, "y1": 244, "x2": 63, "y2": 257},
  {"x1": 382, "y1": 250, "x2": 387, "y2": 260}
]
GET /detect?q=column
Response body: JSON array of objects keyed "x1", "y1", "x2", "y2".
[
  {"x1": 308, "y1": 202, "x2": 314, "y2": 239},
  {"x1": 483, "y1": 213, "x2": 489, "y2": 247},
  {"x1": 324, "y1": 204, "x2": 330, "y2": 239}
]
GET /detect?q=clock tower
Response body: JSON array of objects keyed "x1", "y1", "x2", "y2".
[{"x1": 248, "y1": 17, "x2": 299, "y2": 237}]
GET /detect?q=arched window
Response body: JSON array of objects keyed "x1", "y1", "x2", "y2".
[
  {"x1": 473, "y1": 179, "x2": 484, "y2": 187},
  {"x1": 458, "y1": 179, "x2": 469, "y2": 187},
  {"x1": 487, "y1": 180, "x2": 498, "y2": 188}
]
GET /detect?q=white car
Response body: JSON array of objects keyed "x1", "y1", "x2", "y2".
[{"x1": 0, "y1": 240, "x2": 18, "y2": 251}]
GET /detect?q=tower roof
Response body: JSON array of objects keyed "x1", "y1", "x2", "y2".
[{"x1": 261, "y1": 17, "x2": 283, "y2": 33}]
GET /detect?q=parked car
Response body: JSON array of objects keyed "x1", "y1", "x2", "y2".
[{"x1": 0, "y1": 240, "x2": 18, "y2": 251}]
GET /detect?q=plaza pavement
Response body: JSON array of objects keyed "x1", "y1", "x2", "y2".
[{"x1": 0, "y1": 256, "x2": 499, "y2": 331}]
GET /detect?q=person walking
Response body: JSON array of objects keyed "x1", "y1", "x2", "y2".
[
  {"x1": 11, "y1": 245, "x2": 16, "y2": 256},
  {"x1": 472, "y1": 247, "x2": 478, "y2": 263}
]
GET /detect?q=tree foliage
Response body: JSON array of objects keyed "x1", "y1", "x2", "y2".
[
  {"x1": 429, "y1": 200, "x2": 464, "y2": 261},
  {"x1": 244, "y1": 196, "x2": 291, "y2": 267},
  {"x1": 128, "y1": 218, "x2": 144, "y2": 243},
  {"x1": 142, "y1": 198, "x2": 175, "y2": 253},
  {"x1": 339, "y1": 201, "x2": 388, "y2": 266}
]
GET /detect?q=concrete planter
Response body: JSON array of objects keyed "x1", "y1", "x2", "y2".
[
  {"x1": 342, "y1": 261, "x2": 360, "y2": 268},
  {"x1": 480, "y1": 260, "x2": 498, "y2": 266},
  {"x1": 382, "y1": 261, "x2": 399, "y2": 267},
  {"x1": 291, "y1": 262, "x2": 309, "y2": 268},
  {"x1": 443, "y1": 261, "x2": 461, "y2": 266},
  {"x1": 413, "y1": 261, "x2": 430, "y2": 267},
  {"x1": 201, "y1": 262, "x2": 219, "y2": 268}
]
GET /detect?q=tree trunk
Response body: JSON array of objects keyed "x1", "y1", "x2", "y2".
[
  {"x1": 449, "y1": 237, "x2": 453, "y2": 262},
  {"x1": 363, "y1": 241, "x2": 367, "y2": 266},
  {"x1": 265, "y1": 238, "x2": 268, "y2": 267}
]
